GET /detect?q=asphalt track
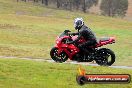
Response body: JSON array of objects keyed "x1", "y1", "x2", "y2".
[{"x1": 0, "y1": 56, "x2": 132, "y2": 69}]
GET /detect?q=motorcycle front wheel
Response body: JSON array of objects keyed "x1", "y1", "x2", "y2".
[{"x1": 50, "y1": 47, "x2": 68, "y2": 63}]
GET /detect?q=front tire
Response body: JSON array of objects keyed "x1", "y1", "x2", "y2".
[
  {"x1": 95, "y1": 48, "x2": 115, "y2": 66},
  {"x1": 50, "y1": 47, "x2": 68, "y2": 63}
]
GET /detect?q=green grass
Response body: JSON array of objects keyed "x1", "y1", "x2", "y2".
[
  {"x1": 0, "y1": 1, "x2": 132, "y2": 88},
  {"x1": 0, "y1": 58, "x2": 132, "y2": 88},
  {"x1": 0, "y1": 0, "x2": 131, "y2": 66}
]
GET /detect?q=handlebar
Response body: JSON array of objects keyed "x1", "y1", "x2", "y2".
[{"x1": 64, "y1": 30, "x2": 71, "y2": 33}]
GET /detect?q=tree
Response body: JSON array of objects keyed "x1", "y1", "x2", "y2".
[
  {"x1": 82, "y1": 0, "x2": 98, "y2": 13},
  {"x1": 34, "y1": 0, "x2": 38, "y2": 3},
  {"x1": 85, "y1": 0, "x2": 98, "y2": 9},
  {"x1": 45, "y1": 0, "x2": 48, "y2": 6},
  {"x1": 56, "y1": 0, "x2": 72, "y2": 10},
  {"x1": 21, "y1": 0, "x2": 26, "y2": 2},
  {"x1": 42, "y1": 0, "x2": 44, "y2": 4},
  {"x1": 83, "y1": 0, "x2": 86, "y2": 13},
  {"x1": 56, "y1": 0, "x2": 61, "y2": 8},
  {"x1": 100, "y1": 0, "x2": 128, "y2": 17},
  {"x1": 73, "y1": 0, "x2": 81, "y2": 10}
]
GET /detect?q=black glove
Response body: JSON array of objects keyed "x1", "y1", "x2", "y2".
[
  {"x1": 64, "y1": 30, "x2": 71, "y2": 33},
  {"x1": 68, "y1": 33, "x2": 75, "y2": 36}
]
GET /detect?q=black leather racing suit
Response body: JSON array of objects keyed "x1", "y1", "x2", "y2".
[{"x1": 70, "y1": 25, "x2": 97, "y2": 53}]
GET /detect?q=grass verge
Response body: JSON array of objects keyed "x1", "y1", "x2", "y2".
[{"x1": 0, "y1": 58, "x2": 132, "y2": 88}]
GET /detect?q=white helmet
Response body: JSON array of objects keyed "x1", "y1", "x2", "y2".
[{"x1": 74, "y1": 18, "x2": 84, "y2": 30}]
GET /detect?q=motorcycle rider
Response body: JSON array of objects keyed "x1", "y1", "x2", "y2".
[{"x1": 68, "y1": 18, "x2": 97, "y2": 53}]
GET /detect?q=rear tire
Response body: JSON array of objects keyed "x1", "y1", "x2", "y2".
[
  {"x1": 50, "y1": 47, "x2": 68, "y2": 63},
  {"x1": 95, "y1": 48, "x2": 115, "y2": 66}
]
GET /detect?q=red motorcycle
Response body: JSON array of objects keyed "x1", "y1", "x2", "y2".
[{"x1": 50, "y1": 30, "x2": 115, "y2": 66}]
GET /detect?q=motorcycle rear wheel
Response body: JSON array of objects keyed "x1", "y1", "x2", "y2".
[
  {"x1": 50, "y1": 47, "x2": 68, "y2": 63},
  {"x1": 95, "y1": 48, "x2": 115, "y2": 66}
]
